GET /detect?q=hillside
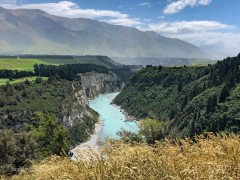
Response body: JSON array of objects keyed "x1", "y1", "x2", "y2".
[
  {"x1": 0, "y1": 7, "x2": 206, "y2": 59},
  {"x1": 0, "y1": 62, "x2": 125, "y2": 175},
  {"x1": 114, "y1": 54, "x2": 240, "y2": 137}
]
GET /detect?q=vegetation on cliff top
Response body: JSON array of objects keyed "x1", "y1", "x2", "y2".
[
  {"x1": 114, "y1": 54, "x2": 240, "y2": 137},
  {"x1": 0, "y1": 64, "x2": 106, "y2": 175}
]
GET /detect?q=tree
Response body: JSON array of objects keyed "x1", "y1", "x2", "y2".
[
  {"x1": 178, "y1": 81, "x2": 182, "y2": 92},
  {"x1": 33, "y1": 113, "x2": 68, "y2": 157},
  {"x1": 139, "y1": 118, "x2": 165, "y2": 144},
  {"x1": 117, "y1": 129, "x2": 143, "y2": 144},
  {"x1": 35, "y1": 77, "x2": 43, "y2": 84},
  {"x1": 206, "y1": 94, "x2": 218, "y2": 113},
  {"x1": 0, "y1": 129, "x2": 35, "y2": 176},
  {"x1": 0, "y1": 96, "x2": 5, "y2": 107},
  {"x1": 33, "y1": 64, "x2": 40, "y2": 76},
  {"x1": 24, "y1": 79, "x2": 31, "y2": 86},
  {"x1": 219, "y1": 85, "x2": 230, "y2": 103},
  {"x1": 0, "y1": 129, "x2": 17, "y2": 175}
]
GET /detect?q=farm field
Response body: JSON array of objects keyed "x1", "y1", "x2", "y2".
[
  {"x1": 42, "y1": 57, "x2": 98, "y2": 64},
  {"x1": 39, "y1": 56, "x2": 117, "y2": 67},
  {"x1": 0, "y1": 56, "x2": 116, "y2": 72},
  {"x1": 0, "y1": 58, "x2": 50, "y2": 71}
]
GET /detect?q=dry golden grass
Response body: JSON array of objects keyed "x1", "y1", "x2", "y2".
[{"x1": 4, "y1": 133, "x2": 240, "y2": 180}]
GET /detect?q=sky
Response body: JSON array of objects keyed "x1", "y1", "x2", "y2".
[{"x1": 0, "y1": 0, "x2": 239, "y2": 59}]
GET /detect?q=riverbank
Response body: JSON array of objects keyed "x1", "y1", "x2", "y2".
[
  {"x1": 70, "y1": 119, "x2": 103, "y2": 161},
  {"x1": 70, "y1": 92, "x2": 139, "y2": 161}
]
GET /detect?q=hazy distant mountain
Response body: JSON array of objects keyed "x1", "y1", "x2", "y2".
[{"x1": 0, "y1": 7, "x2": 206, "y2": 58}]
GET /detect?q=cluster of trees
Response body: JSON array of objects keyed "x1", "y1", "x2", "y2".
[
  {"x1": 0, "y1": 70, "x2": 34, "y2": 79},
  {"x1": 0, "y1": 129, "x2": 35, "y2": 176},
  {"x1": 114, "y1": 54, "x2": 240, "y2": 138},
  {"x1": 32, "y1": 113, "x2": 68, "y2": 158},
  {"x1": 67, "y1": 114, "x2": 98, "y2": 147},
  {"x1": 0, "y1": 63, "x2": 110, "y2": 81},
  {"x1": 117, "y1": 118, "x2": 165, "y2": 144},
  {"x1": 0, "y1": 113, "x2": 69, "y2": 176},
  {"x1": 0, "y1": 76, "x2": 61, "y2": 109},
  {"x1": 34, "y1": 63, "x2": 109, "y2": 80}
]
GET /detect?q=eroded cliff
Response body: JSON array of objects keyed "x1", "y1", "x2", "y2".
[{"x1": 79, "y1": 72, "x2": 124, "y2": 99}]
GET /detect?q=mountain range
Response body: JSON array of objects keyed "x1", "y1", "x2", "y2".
[{"x1": 0, "y1": 6, "x2": 206, "y2": 58}]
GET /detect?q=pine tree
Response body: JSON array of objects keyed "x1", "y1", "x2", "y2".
[{"x1": 219, "y1": 85, "x2": 230, "y2": 103}]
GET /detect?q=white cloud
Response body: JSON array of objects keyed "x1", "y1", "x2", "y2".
[
  {"x1": 169, "y1": 32, "x2": 240, "y2": 59},
  {"x1": 1, "y1": 1, "x2": 127, "y2": 19},
  {"x1": 157, "y1": 16, "x2": 165, "y2": 19},
  {"x1": 101, "y1": 18, "x2": 142, "y2": 27},
  {"x1": 136, "y1": 2, "x2": 151, "y2": 7},
  {"x1": 0, "y1": 1, "x2": 142, "y2": 27},
  {"x1": 143, "y1": 18, "x2": 152, "y2": 22},
  {"x1": 141, "y1": 20, "x2": 239, "y2": 59},
  {"x1": 147, "y1": 21, "x2": 234, "y2": 34},
  {"x1": 163, "y1": 0, "x2": 212, "y2": 14}
]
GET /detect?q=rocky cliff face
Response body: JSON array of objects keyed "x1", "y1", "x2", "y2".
[
  {"x1": 79, "y1": 72, "x2": 125, "y2": 99},
  {"x1": 63, "y1": 72, "x2": 124, "y2": 127}
]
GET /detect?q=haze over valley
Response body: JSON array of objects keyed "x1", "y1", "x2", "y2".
[{"x1": 0, "y1": 6, "x2": 207, "y2": 60}]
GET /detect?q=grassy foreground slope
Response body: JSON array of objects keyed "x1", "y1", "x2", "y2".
[{"x1": 6, "y1": 134, "x2": 240, "y2": 180}]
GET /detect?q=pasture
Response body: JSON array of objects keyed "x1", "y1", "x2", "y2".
[{"x1": 0, "y1": 58, "x2": 50, "y2": 71}]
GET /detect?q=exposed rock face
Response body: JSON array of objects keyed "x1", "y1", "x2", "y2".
[
  {"x1": 79, "y1": 72, "x2": 124, "y2": 99},
  {"x1": 63, "y1": 72, "x2": 124, "y2": 127}
]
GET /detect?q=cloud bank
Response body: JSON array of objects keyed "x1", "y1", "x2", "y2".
[
  {"x1": 163, "y1": 0, "x2": 212, "y2": 14},
  {"x1": 147, "y1": 21, "x2": 234, "y2": 34},
  {"x1": 144, "y1": 20, "x2": 239, "y2": 59}
]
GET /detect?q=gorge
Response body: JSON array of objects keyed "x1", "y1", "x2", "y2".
[{"x1": 89, "y1": 92, "x2": 139, "y2": 142}]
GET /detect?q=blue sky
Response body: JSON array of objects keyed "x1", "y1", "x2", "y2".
[{"x1": 0, "y1": 0, "x2": 239, "y2": 59}]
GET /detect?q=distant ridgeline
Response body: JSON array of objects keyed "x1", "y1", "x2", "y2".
[{"x1": 114, "y1": 54, "x2": 240, "y2": 137}]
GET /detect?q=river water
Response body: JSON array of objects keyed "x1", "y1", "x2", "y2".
[{"x1": 89, "y1": 92, "x2": 139, "y2": 141}]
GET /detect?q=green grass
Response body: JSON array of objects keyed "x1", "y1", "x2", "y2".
[
  {"x1": 0, "y1": 77, "x2": 48, "y2": 86},
  {"x1": 0, "y1": 57, "x2": 113, "y2": 72},
  {"x1": 0, "y1": 79, "x2": 9, "y2": 86},
  {"x1": 0, "y1": 58, "x2": 51, "y2": 71}
]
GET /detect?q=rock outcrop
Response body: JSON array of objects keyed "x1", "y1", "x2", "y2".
[
  {"x1": 63, "y1": 72, "x2": 124, "y2": 127},
  {"x1": 79, "y1": 72, "x2": 124, "y2": 99}
]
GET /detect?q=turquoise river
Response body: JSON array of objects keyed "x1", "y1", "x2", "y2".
[{"x1": 89, "y1": 92, "x2": 139, "y2": 141}]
